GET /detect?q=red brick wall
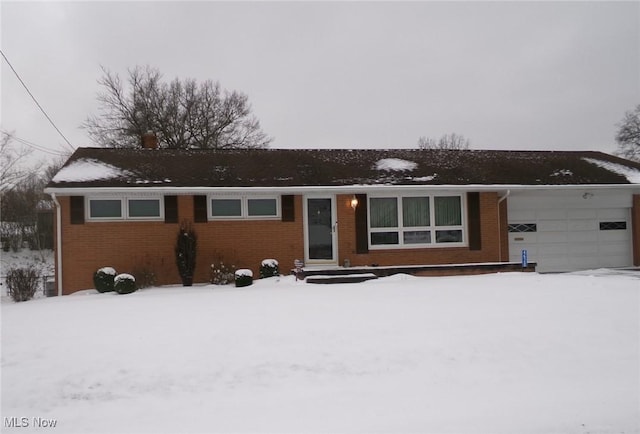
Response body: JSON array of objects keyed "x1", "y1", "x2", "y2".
[
  {"x1": 336, "y1": 192, "x2": 507, "y2": 268},
  {"x1": 55, "y1": 195, "x2": 304, "y2": 294},
  {"x1": 633, "y1": 194, "x2": 640, "y2": 266},
  {"x1": 55, "y1": 192, "x2": 509, "y2": 294}
]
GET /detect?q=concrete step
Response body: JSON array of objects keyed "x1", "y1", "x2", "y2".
[{"x1": 306, "y1": 273, "x2": 378, "y2": 285}]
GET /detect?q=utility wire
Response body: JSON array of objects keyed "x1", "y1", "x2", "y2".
[
  {"x1": 1, "y1": 49, "x2": 76, "y2": 152},
  {"x1": 0, "y1": 129, "x2": 69, "y2": 157}
]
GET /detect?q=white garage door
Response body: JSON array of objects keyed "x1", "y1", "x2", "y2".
[{"x1": 508, "y1": 191, "x2": 633, "y2": 272}]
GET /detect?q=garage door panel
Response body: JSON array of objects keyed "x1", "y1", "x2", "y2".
[
  {"x1": 568, "y1": 243, "x2": 597, "y2": 255},
  {"x1": 508, "y1": 195, "x2": 632, "y2": 271},
  {"x1": 509, "y1": 210, "x2": 537, "y2": 221},
  {"x1": 597, "y1": 208, "x2": 628, "y2": 219},
  {"x1": 569, "y1": 257, "x2": 599, "y2": 269},
  {"x1": 537, "y1": 209, "x2": 567, "y2": 220},
  {"x1": 568, "y1": 209, "x2": 597, "y2": 219},
  {"x1": 599, "y1": 231, "x2": 629, "y2": 242},
  {"x1": 598, "y1": 241, "x2": 631, "y2": 254},
  {"x1": 568, "y1": 231, "x2": 598, "y2": 242},
  {"x1": 599, "y1": 255, "x2": 630, "y2": 268},
  {"x1": 538, "y1": 220, "x2": 568, "y2": 231},
  {"x1": 537, "y1": 232, "x2": 567, "y2": 243},
  {"x1": 568, "y1": 220, "x2": 598, "y2": 231}
]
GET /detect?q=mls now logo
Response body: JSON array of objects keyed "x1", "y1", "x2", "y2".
[{"x1": 4, "y1": 417, "x2": 58, "y2": 428}]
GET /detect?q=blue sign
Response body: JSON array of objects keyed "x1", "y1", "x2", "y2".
[{"x1": 521, "y1": 249, "x2": 528, "y2": 268}]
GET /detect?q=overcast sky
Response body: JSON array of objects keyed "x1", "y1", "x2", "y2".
[{"x1": 1, "y1": 1, "x2": 638, "y2": 162}]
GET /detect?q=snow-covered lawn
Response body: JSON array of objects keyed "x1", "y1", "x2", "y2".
[{"x1": 2, "y1": 271, "x2": 639, "y2": 433}]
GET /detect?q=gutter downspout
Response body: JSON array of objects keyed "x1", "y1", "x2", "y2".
[
  {"x1": 497, "y1": 190, "x2": 510, "y2": 262},
  {"x1": 51, "y1": 193, "x2": 63, "y2": 296}
]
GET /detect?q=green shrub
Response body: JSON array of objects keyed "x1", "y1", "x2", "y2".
[
  {"x1": 114, "y1": 273, "x2": 137, "y2": 295},
  {"x1": 259, "y1": 259, "x2": 279, "y2": 278},
  {"x1": 235, "y1": 269, "x2": 253, "y2": 287},
  {"x1": 6, "y1": 265, "x2": 40, "y2": 302},
  {"x1": 93, "y1": 267, "x2": 116, "y2": 293},
  {"x1": 175, "y1": 223, "x2": 197, "y2": 286}
]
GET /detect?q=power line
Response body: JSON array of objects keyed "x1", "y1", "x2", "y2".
[
  {"x1": 0, "y1": 49, "x2": 76, "y2": 152},
  {"x1": 1, "y1": 130, "x2": 69, "y2": 157}
]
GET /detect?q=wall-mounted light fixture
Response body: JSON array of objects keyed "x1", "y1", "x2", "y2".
[{"x1": 350, "y1": 195, "x2": 359, "y2": 210}]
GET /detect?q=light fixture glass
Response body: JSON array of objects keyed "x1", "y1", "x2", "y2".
[{"x1": 351, "y1": 195, "x2": 359, "y2": 210}]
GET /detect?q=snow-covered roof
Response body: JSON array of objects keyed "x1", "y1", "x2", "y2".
[{"x1": 46, "y1": 148, "x2": 640, "y2": 190}]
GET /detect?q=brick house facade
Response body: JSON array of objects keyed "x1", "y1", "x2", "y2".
[{"x1": 46, "y1": 148, "x2": 640, "y2": 295}]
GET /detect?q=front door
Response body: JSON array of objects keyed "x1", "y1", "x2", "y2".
[{"x1": 305, "y1": 197, "x2": 337, "y2": 264}]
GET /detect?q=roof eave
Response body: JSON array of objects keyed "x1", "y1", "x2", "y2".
[{"x1": 44, "y1": 183, "x2": 640, "y2": 196}]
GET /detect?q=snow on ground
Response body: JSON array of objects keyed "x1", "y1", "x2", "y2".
[{"x1": 1, "y1": 271, "x2": 639, "y2": 433}]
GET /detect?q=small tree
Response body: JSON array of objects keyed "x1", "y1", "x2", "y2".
[
  {"x1": 615, "y1": 104, "x2": 640, "y2": 161},
  {"x1": 175, "y1": 222, "x2": 197, "y2": 286},
  {"x1": 417, "y1": 133, "x2": 470, "y2": 150}
]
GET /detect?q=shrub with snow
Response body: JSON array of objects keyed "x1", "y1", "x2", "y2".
[
  {"x1": 234, "y1": 269, "x2": 253, "y2": 287},
  {"x1": 259, "y1": 258, "x2": 279, "y2": 278},
  {"x1": 6, "y1": 265, "x2": 40, "y2": 302},
  {"x1": 93, "y1": 267, "x2": 117, "y2": 293},
  {"x1": 114, "y1": 273, "x2": 137, "y2": 295}
]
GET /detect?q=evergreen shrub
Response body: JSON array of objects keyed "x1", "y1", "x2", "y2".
[
  {"x1": 94, "y1": 267, "x2": 117, "y2": 293},
  {"x1": 114, "y1": 273, "x2": 137, "y2": 295},
  {"x1": 235, "y1": 269, "x2": 253, "y2": 287},
  {"x1": 259, "y1": 259, "x2": 279, "y2": 278}
]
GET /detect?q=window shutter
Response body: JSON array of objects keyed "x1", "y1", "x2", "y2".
[
  {"x1": 281, "y1": 195, "x2": 295, "y2": 222},
  {"x1": 70, "y1": 196, "x2": 84, "y2": 224},
  {"x1": 467, "y1": 192, "x2": 481, "y2": 251},
  {"x1": 355, "y1": 193, "x2": 368, "y2": 254},
  {"x1": 164, "y1": 195, "x2": 178, "y2": 223},
  {"x1": 193, "y1": 195, "x2": 208, "y2": 223}
]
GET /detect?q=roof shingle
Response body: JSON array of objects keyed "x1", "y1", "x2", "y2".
[{"x1": 47, "y1": 148, "x2": 640, "y2": 189}]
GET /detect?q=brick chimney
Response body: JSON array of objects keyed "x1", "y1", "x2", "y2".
[{"x1": 141, "y1": 131, "x2": 158, "y2": 150}]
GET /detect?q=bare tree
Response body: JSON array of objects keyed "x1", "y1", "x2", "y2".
[
  {"x1": 84, "y1": 66, "x2": 272, "y2": 150},
  {"x1": 1, "y1": 132, "x2": 33, "y2": 192},
  {"x1": 615, "y1": 104, "x2": 640, "y2": 161},
  {"x1": 417, "y1": 133, "x2": 470, "y2": 150}
]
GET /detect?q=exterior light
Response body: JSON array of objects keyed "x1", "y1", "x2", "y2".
[{"x1": 351, "y1": 195, "x2": 359, "y2": 210}]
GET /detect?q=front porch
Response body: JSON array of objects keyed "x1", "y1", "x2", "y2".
[{"x1": 296, "y1": 261, "x2": 537, "y2": 284}]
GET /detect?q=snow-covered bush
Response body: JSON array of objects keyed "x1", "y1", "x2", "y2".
[
  {"x1": 259, "y1": 259, "x2": 279, "y2": 278},
  {"x1": 210, "y1": 260, "x2": 235, "y2": 285},
  {"x1": 93, "y1": 267, "x2": 117, "y2": 293},
  {"x1": 6, "y1": 265, "x2": 40, "y2": 302},
  {"x1": 235, "y1": 269, "x2": 253, "y2": 287},
  {"x1": 114, "y1": 273, "x2": 137, "y2": 295}
]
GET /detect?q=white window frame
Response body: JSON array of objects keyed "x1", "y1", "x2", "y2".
[
  {"x1": 210, "y1": 197, "x2": 244, "y2": 220},
  {"x1": 87, "y1": 197, "x2": 124, "y2": 221},
  {"x1": 126, "y1": 197, "x2": 163, "y2": 221},
  {"x1": 208, "y1": 195, "x2": 280, "y2": 220},
  {"x1": 87, "y1": 196, "x2": 164, "y2": 221},
  {"x1": 368, "y1": 193, "x2": 466, "y2": 250}
]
